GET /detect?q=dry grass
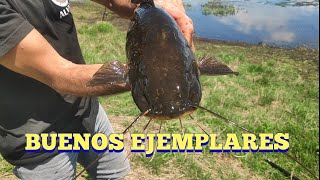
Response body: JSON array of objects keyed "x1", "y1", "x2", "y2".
[{"x1": 108, "y1": 115, "x2": 264, "y2": 180}]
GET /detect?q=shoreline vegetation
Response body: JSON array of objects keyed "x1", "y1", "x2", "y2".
[{"x1": 0, "y1": 2, "x2": 318, "y2": 180}]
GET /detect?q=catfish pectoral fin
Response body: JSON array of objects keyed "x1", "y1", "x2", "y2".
[
  {"x1": 87, "y1": 61, "x2": 128, "y2": 87},
  {"x1": 198, "y1": 56, "x2": 239, "y2": 76}
]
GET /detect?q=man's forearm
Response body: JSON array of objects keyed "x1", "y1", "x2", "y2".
[
  {"x1": 91, "y1": 0, "x2": 137, "y2": 18},
  {"x1": 0, "y1": 29, "x2": 130, "y2": 97},
  {"x1": 52, "y1": 63, "x2": 131, "y2": 96}
]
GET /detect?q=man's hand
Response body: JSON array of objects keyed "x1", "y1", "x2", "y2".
[
  {"x1": 154, "y1": 0, "x2": 195, "y2": 51},
  {"x1": 92, "y1": 0, "x2": 195, "y2": 51},
  {"x1": 91, "y1": 0, "x2": 138, "y2": 18}
]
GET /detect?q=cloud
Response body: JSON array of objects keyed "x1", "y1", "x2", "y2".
[
  {"x1": 270, "y1": 31, "x2": 296, "y2": 42},
  {"x1": 217, "y1": 5, "x2": 299, "y2": 42}
]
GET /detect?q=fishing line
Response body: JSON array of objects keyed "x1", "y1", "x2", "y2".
[
  {"x1": 196, "y1": 105, "x2": 319, "y2": 180},
  {"x1": 284, "y1": 153, "x2": 319, "y2": 180},
  {"x1": 265, "y1": 159, "x2": 300, "y2": 180},
  {"x1": 192, "y1": 114, "x2": 250, "y2": 158},
  {"x1": 197, "y1": 106, "x2": 256, "y2": 135}
]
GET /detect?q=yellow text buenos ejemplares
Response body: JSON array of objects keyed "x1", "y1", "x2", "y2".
[{"x1": 25, "y1": 133, "x2": 289, "y2": 156}]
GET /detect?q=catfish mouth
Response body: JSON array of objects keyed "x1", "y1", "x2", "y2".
[
  {"x1": 144, "y1": 104, "x2": 198, "y2": 120},
  {"x1": 131, "y1": 71, "x2": 202, "y2": 120},
  {"x1": 132, "y1": 82, "x2": 201, "y2": 120},
  {"x1": 145, "y1": 108, "x2": 197, "y2": 120}
]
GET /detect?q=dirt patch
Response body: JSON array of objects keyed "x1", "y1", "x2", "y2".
[
  {"x1": 124, "y1": 159, "x2": 185, "y2": 180},
  {"x1": 214, "y1": 154, "x2": 263, "y2": 180},
  {"x1": 108, "y1": 115, "x2": 186, "y2": 180},
  {"x1": 0, "y1": 173, "x2": 17, "y2": 180},
  {"x1": 108, "y1": 115, "x2": 264, "y2": 180}
]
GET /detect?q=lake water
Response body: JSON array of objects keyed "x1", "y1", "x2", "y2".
[{"x1": 183, "y1": 0, "x2": 319, "y2": 49}]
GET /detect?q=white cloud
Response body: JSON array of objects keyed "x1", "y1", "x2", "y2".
[{"x1": 216, "y1": 5, "x2": 299, "y2": 42}]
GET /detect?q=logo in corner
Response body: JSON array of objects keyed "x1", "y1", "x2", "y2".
[{"x1": 51, "y1": 0, "x2": 69, "y2": 7}]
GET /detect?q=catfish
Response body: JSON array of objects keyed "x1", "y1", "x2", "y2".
[{"x1": 88, "y1": 1, "x2": 238, "y2": 121}]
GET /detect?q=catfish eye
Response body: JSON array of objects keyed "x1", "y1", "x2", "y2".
[
  {"x1": 139, "y1": 76, "x2": 148, "y2": 88},
  {"x1": 185, "y1": 72, "x2": 192, "y2": 82},
  {"x1": 143, "y1": 78, "x2": 148, "y2": 86},
  {"x1": 189, "y1": 80, "x2": 201, "y2": 105}
]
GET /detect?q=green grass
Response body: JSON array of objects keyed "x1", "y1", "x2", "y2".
[
  {"x1": 0, "y1": 2, "x2": 318, "y2": 180},
  {"x1": 0, "y1": 156, "x2": 14, "y2": 173},
  {"x1": 201, "y1": 0, "x2": 238, "y2": 16},
  {"x1": 77, "y1": 9, "x2": 318, "y2": 180}
]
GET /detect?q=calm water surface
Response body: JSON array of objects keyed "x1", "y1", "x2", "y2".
[{"x1": 183, "y1": 0, "x2": 319, "y2": 48}]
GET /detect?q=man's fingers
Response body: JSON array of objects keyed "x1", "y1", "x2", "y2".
[
  {"x1": 154, "y1": 0, "x2": 195, "y2": 51},
  {"x1": 178, "y1": 17, "x2": 195, "y2": 50},
  {"x1": 183, "y1": 32, "x2": 195, "y2": 52},
  {"x1": 186, "y1": 32, "x2": 195, "y2": 52},
  {"x1": 162, "y1": 7, "x2": 195, "y2": 45}
]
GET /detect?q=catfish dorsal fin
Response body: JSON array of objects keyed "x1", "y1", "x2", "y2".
[
  {"x1": 87, "y1": 61, "x2": 128, "y2": 87},
  {"x1": 198, "y1": 56, "x2": 239, "y2": 76}
]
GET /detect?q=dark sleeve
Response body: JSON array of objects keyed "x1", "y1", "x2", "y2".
[{"x1": 0, "y1": 0, "x2": 34, "y2": 57}]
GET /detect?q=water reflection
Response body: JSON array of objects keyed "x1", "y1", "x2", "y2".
[
  {"x1": 267, "y1": 0, "x2": 319, "y2": 7},
  {"x1": 183, "y1": 0, "x2": 319, "y2": 48},
  {"x1": 201, "y1": 1, "x2": 238, "y2": 16}
]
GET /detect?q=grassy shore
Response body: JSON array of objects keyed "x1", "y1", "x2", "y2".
[
  {"x1": 73, "y1": 3, "x2": 319, "y2": 180},
  {"x1": 1, "y1": 2, "x2": 318, "y2": 180}
]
